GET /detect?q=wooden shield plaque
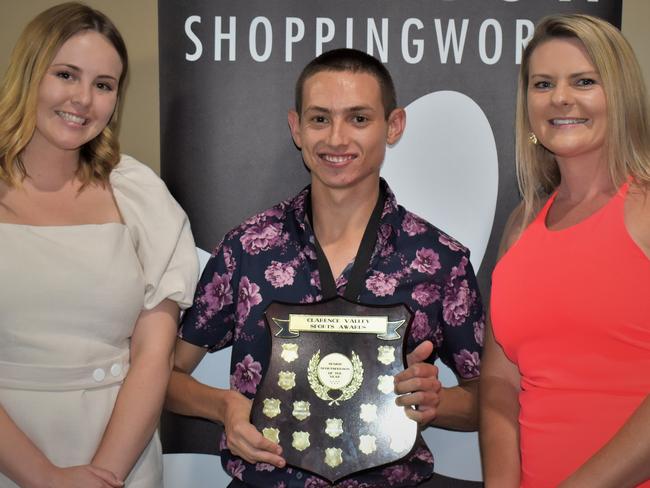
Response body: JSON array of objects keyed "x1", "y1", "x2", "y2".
[{"x1": 250, "y1": 297, "x2": 417, "y2": 483}]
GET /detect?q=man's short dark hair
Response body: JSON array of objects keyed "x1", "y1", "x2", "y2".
[{"x1": 295, "y1": 48, "x2": 397, "y2": 119}]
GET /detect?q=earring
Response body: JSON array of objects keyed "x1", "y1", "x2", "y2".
[{"x1": 528, "y1": 132, "x2": 538, "y2": 145}]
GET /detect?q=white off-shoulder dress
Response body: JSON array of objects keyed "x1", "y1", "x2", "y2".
[{"x1": 0, "y1": 156, "x2": 199, "y2": 487}]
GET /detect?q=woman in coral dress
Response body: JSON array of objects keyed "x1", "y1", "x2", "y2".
[
  {"x1": 480, "y1": 14, "x2": 650, "y2": 488},
  {"x1": 0, "y1": 4, "x2": 198, "y2": 487}
]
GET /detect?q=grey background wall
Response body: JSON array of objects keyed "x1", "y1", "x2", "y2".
[{"x1": 0, "y1": 0, "x2": 648, "y2": 175}]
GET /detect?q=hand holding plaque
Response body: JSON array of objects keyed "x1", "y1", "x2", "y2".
[
  {"x1": 222, "y1": 389, "x2": 285, "y2": 468},
  {"x1": 250, "y1": 297, "x2": 418, "y2": 483},
  {"x1": 394, "y1": 340, "x2": 442, "y2": 426}
]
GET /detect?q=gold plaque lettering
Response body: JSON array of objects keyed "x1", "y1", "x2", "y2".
[
  {"x1": 359, "y1": 435, "x2": 377, "y2": 455},
  {"x1": 377, "y1": 345, "x2": 396, "y2": 365},
  {"x1": 360, "y1": 403, "x2": 378, "y2": 423},
  {"x1": 317, "y1": 353, "x2": 353, "y2": 389},
  {"x1": 377, "y1": 375, "x2": 394, "y2": 394},
  {"x1": 292, "y1": 431, "x2": 310, "y2": 451},
  {"x1": 278, "y1": 371, "x2": 296, "y2": 391},
  {"x1": 262, "y1": 427, "x2": 280, "y2": 444},
  {"x1": 308, "y1": 350, "x2": 363, "y2": 406},
  {"x1": 262, "y1": 398, "x2": 281, "y2": 419},
  {"x1": 324, "y1": 447, "x2": 343, "y2": 468},
  {"x1": 384, "y1": 408, "x2": 418, "y2": 454},
  {"x1": 281, "y1": 343, "x2": 299, "y2": 362},
  {"x1": 289, "y1": 314, "x2": 388, "y2": 334},
  {"x1": 292, "y1": 400, "x2": 311, "y2": 421},
  {"x1": 325, "y1": 418, "x2": 344, "y2": 438}
]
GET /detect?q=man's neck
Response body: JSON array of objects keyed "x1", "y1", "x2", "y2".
[{"x1": 310, "y1": 178, "x2": 380, "y2": 279}]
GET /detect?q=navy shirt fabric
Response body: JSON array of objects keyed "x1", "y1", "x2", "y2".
[{"x1": 179, "y1": 179, "x2": 485, "y2": 488}]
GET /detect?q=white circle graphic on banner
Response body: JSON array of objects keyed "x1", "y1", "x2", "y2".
[
  {"x1": 383, "y1": 90, "x2": 498, "y2": 274},
  {"x1": 383, "y1": 90, "x2": 497, "y2": 481}
]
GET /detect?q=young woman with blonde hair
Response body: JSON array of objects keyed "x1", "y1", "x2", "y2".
[
  {"x1": 481, "y1": 14, "x2": 650, "y2": 488},
  {"x1": 0, "y1": 3, "x2": 198, "y2": 487}
]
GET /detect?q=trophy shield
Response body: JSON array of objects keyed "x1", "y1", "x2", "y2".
[{"x1": 250, "y1": 296, "x2": 417, "y2": 483}]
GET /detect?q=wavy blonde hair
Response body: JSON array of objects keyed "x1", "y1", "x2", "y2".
[
  {"x1": 516, "y1": 14, "x2": 650, "y2": 224},
  {"x1": 0, "y1": 2, "x2": 129, "y2": 187}
]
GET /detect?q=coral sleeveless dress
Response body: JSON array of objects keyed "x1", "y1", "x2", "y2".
[{"x1": 491, "y1": 182, "x2": 650, "y2": 487}]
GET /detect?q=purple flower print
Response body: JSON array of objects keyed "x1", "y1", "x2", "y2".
[
  {"x1": 303, "y1": 245, "x2": 317, "y2": 261},
  {"x1": 450, "y1": 256, "x2": 468, "y2": 279},
  {"x1": 231, "y1": 354, "x2": 262, "y2": 394},
  {"x1": 265, "y1": 261, "x2": 296, "y2": 288},
  {"x1": 432, "y1": 326, "x2": 444, "y2": 349},
  {"x1": 439, "y1": 233, "x2": 465, "y2": 252},
  {"x1": 411, "y1": 310, "x2": 431, "y2": 341},
  {"x1": 237, "y1": 276, "x2": 262, "y2": 321},
  {"x1": 219, "y1": 432, "x2": 228, "y2": 451},
  {"x1": 264, "y1": 207, "x2": 285, "y2": 219},
  {"x1": 410, "y1": 446, "x2": 434, "y2": 464},
  {"x1": 474, "y1": 315, "x2": 485, "y2": 346},
  {"x1": 304, "y1": 476, "x2": 330, "y2": 487},
  {"x1": 411, "y1": 282, "x2": 440, "y2": 307},
  {"x1": 226, "y1": 459, "x2": 245, "y2": 480},
  {"x1": 272, "y1": 483, "x2": 287, "y2": 488},
  {"x1": 223, "y1": 245, "x2": 236, "y2": 274},
  {"x1": 377, "y1": 223, "x2": 395, "y2": 258},
  {"x1": 410, "y1": 248, "x2": 441, "y2": 275},
  {"x1": 255, "y1": 462, "x2": 276, "y2": 472},
  {"x1": 383, "y1": 464, "x2": 411, "y2": 484},
  {"x1": 240, "y1": 219, "x2": 285, "y2": 255},
  {"x1": 443, "y1": 278, "x2": 473, "y2": 326},
  {"x1": 199, "y1": 272, "x2": 233, "y2": 318},
  {"x1": 365, "y1": 272, "x2": 398, "y2": 297},
  {"x1": 402, "y1": 212, "x2": 428, "y2": 236},
  {"x1": 454, "y1": 349, "x2": 480, "y2": 378},
  {"x1": 337, "y1": 480, "x2": 365, "y2": 488},
  {"x1": 335, "y1": 274, "x2": 348, "y2": 290},
  {"x1": 310, "y1": 270, "x2": 321, "y2": 290}
]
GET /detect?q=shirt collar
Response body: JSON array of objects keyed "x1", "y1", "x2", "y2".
[{"x1": 290, "y1": 177, "x2": 399, "y2": 231}]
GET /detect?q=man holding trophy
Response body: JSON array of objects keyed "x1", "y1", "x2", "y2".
[{"x1": 166, "y1": 48, "x2": 484, "y2": 488}]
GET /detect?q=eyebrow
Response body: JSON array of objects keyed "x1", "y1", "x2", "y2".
[
  {"x1": 530, "y1": 70, "x2": 599, "y2": 79},
  {"x1": 50, "y1": 63, "x2": 119, "y2": 81},
  {"x1": 304, "y1": 105, "x2": 376, "y2": 114}
]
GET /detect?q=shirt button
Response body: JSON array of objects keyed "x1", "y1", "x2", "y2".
[
  {"x1": 93, "y1": 368, "x2": 106, "y2": 382},
  {"x1": 110, "y1": 363, "x2": 122, "y2": 377},
  {"x1": 296, "y1": 472, "x2": 302, "y2": 480}
]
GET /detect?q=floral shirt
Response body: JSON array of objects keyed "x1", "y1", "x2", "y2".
[{"x1": 179, "y1": 179, "x2": 485, "y2": 488}]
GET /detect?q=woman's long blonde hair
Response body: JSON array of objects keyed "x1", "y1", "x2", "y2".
[
  {"x1": 0, "y1": 2, "x2": 129, "y2": 187},
  {"x1": 516, "y1": 14, "x2": 650, "y2": 224}
]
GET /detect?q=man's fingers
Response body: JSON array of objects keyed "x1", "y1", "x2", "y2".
[
  {"x1": 406, "y1": 340, "x2": 434, "y2": 367},
  {"x1": 394, "y1": 363, "x2": 439, "y2": 388},
  {"x1": 229, "y1": 424, "x2": 286, "y2": 467},
  {"x1": 395, "y1": 375, "x2": 440, "y2": 395},
  {"x1": 404, "y1": 404, "x2": 437, "y2": 425},
  {"x1": 247, "y1": 429, "x2": 283, "y2": 456},
  {"x1": 247, "y1": 447, "x2": 286, "y2": 468},
  {"x1": 395, "y1": 390, "x2": 440, "y2": 408}
]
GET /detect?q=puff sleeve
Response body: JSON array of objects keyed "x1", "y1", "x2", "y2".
[{"x1": 110, "y1": 155, "x2": 199, "y2": 310}]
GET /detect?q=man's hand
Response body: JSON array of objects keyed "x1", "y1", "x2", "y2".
[
  {"x1": 394, "y1": 340, "x2": 442, "y2": 426},
  {"x1": 223, "y1": 390, "x2": 286, "y2": 468}
]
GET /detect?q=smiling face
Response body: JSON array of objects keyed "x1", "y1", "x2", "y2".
[
  {"x1": 527, "y1": 37, "x2": 607, "y2": 166},
  {"x1": 29, "y1": 30, "x2": 123, "y2": 159},
  {"x1": 288, "y1": 70, "x2": 405, "y2": 195}
]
